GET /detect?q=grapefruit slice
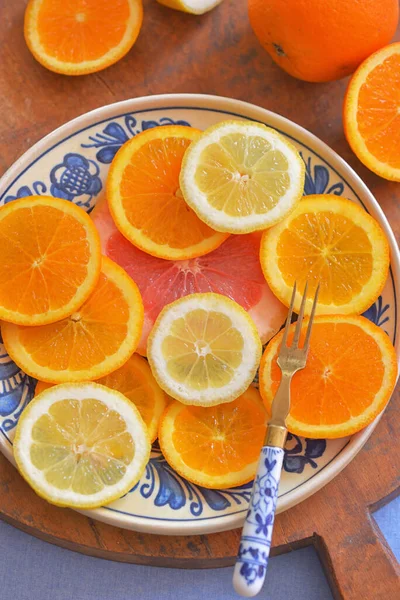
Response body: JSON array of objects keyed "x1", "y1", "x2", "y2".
[{"x1": 92, "y1": 196, "x2": 287, "y2": 354}]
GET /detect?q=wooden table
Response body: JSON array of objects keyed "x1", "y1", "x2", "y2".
[{"x1": 0, "y1": 2, "x2": 399, "y2": 599}]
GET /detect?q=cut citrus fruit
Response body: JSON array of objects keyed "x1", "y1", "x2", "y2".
[
  {"x1": 158, "y1": 386, "x2": 267, "y2": 489},
  {"x1": 147, "y1": 293, "x2": 262, "y2": 406},
  {"x1": 107, "y1": 125, "x2": 228, "y2": 260},
  {"x1": 261, "y1": 195, "x2": 390, "y2": 315},
  {"x1": 14, "y1": 382, "x2": 151, "y2": 508},
  {"x1": 157, "y1": 0, "x2": 223, "y2": 14},
  {"x1": 2, "y1": 257, "x2": 143, "y2": 383},
  {"x1": 0, "y1": 196, "x2": 101, "y2": 326},
  {"x1": 179, "y1": 120, "x2": 305, "y2": 233},
  {"x1": 344, "y1": 43, "x2": 400, "y2": 181},
  {"x1": 35, "y1": 381, "x2": 53, "y2": 395},
  {"x1": 92, "y1": 196, "x2": 287, "y2": 354},
  {"x1": 24, "y1": 0, "x2": 143, "y2": 76},
  {"x1": 35, "y1": 354, "x2": 166, "y2": 442},
  {"x1": 259, "y1": 315, "x2": 398, "y2": 438}
]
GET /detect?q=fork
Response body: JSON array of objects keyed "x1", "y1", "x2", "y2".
[{"x1": 233, "y1": 282, "x2": 319, "y2": 598}]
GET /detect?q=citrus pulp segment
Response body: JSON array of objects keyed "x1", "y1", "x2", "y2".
[
  {"x1": 179, "y1": 120, "x2": 305, "y2": 233},
  {"x1": 92, "y1": 196, "x2": 287, "y2": 354},
  {"x1": 13, "y1": 382, "x2": 151, "y2": 508},
  {"x1": 344, "y1": 42, "x2": 400, "y2": 181},
  {"x1": 259, "y1": 315, "x2": 398, "y2": 438},
  {"x1": 35, "y1": 354, "x2": 166, "y2": 443},
  {"x1": 261, "y1": 195, "x2": 390, "y2": 315},
  {"x1": 0, "y1": 196, "x2": 101, "y2": 326},
  {"x1": 147, "y1": 293, "x2": 262, "y2": 406},
  {"x1": 107, "y1": 125, "x2": 228, "y2": 260},
  {"x1": 2, "y1": 257, "x2": 144, "y2": 382},
  {"x1": 24, "y1": 0, "x2": 143, "y2": 75},
  {"x1": 158, "y1": 386, "x2": 267, "y2": 488}
]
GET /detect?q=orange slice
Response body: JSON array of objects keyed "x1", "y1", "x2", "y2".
[
  {"x1": 107, "y1": 125, "x2": 229, "y2": 260},
  {"x1": 24, "y1": 0, "x2": 143, "y2": 76},
  {"x1": 344, "y1": 42, "x2": 400, "y2": 181},
  {"x1": 158, "y1": 386, "x2": 267, "y2": 489},
  {"x1": 0, "y1": 196, "x2": 101, "y2": 326},
  {"x1": 2, "y1": 257, "x2": 143, "y2": 383},
  {"x1": 35, "y1": 354, "x2": 167, "y2": 442},
  {"x1": 259, "y1": 315, "x2": 398, "y2": 439},
  {"x1": 261, "y1": 195, "x2": 389, "y2": 315}
]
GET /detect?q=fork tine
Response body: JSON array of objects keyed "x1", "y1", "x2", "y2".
[
  {"x1": 281, "y1": 281, "x2": 297, "y2": 348},
  {"x1": 304, "y1": 284, "x2": 320, "y2": 352},
  {"x1": 292, "y1": 281, "x2": 308, "y2": 348}
]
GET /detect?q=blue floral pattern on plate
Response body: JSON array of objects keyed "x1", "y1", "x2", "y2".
[
  {"x1": 0, "y1": 334, "x2": 36, "y2": 436},
  {"x1": 4, "y1": 181, "x2": 48, "y2": 202},
  {"x1": 49, "y1": 153, "x2": 102, "y2": 207},
  {"x1": 130, "y1": 447, "x2": 253, "y2": 516},
  {"x1": 302, "y1": 153, "x2": 345, "y2": 196},
  {"x1": 4, "y1": 154, "x2": 102, "y2": 211},
  {"x1": 0, "y1": 104, "x2": 396, "y2": 533},
  {"x1": 81, "y1": 115, "x2": 190, "y2": 164}
]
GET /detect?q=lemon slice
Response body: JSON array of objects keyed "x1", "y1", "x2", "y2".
[
  {"x1": 13, "y1": 383, "x2": 151, "y2": 509},
  {"x1": 157, "y1": 0, "x2": 223, "y2": 14},
  {"x1": 35, "y1": 354, "x2": 167, "y2": 444},
  {"x1": 147, "y1": 293, "x2": 262, "y2": 406},
  {"x1": 179, "y1": 120, "x2": 305, "y2": 233}
]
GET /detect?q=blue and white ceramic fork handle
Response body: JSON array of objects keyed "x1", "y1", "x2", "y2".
[
  {"x1": 233, "y1": 282, "x2": 319, "y2": 598},
  {"x1": 232, "y1": 389, "x2": 288, "y2": 598}
]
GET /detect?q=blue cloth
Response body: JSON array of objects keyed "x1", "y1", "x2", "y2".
[{"x1": 0, "y1": 497, "x2": 399, "y2": 600}]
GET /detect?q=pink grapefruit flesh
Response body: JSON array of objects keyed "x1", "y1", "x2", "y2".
[{"x1": 92, "y1": 196, "x2": 287, "y2": 355}]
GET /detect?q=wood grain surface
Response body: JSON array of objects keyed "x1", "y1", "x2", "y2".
[{"x1": 0, "y1": 2, "x2": 399, "y2": 599}]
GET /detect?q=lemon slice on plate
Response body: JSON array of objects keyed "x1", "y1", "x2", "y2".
[
  {"x1": 180, "y1": 120, "x2": 305, "y2": 233},
  {"x1": 157, "y1": 0, "x2": 223, "y2": 15},
  {"x1": 35, "y1": 354, "x2": 167, "y2": 444},
  {"x1": 13, "y1": 383, "x2": 151, "y2": 509},
  {"x1": 147, "y1": 293, "x2": 262, "y2": 406}
]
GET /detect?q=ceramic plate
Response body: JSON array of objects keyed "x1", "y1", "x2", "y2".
[{"x1": 0, "y1": 94, "x2": 399, "y2": 535}]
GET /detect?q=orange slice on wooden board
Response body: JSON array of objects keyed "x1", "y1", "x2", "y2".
[
  {"x1": 261, "y1": 195, "x2": 389, "y2": 315},
  {"x1": 158, "y1": 386, "x2": 267, "y2": 489},
  {"x1": 259, "y1": 315, "x2": 398, "y2": 439},
  {"x1": 0, "y1": 196, "x2": 101, "y2": 326},
  {"x1": 107, "y1": 125, "x2": 229, "y2": 260},
  {"x1": 24, "y1": 0, "x2": 143, "y2": 76},
  {"x1": 2, "y1": 257, "x2": 143, "y2": 383},
  {"x1": 35, "y1": 354, "x2": 167, "y2": 442},
  {"x1": 344, "y1": 42, "x2": 400, "y2": 181}
]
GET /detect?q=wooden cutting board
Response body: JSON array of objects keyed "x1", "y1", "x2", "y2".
[{"x1": 0, "y1": 2, "x2": 399, "y2": 599}]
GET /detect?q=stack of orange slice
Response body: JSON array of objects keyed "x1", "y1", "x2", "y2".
[{"x1": 0, "y1": 197, "x2": 144, "y2": 383}]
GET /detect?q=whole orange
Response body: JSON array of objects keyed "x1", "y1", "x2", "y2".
[{"x1": 248, "y1": 0, "x2": 399, "y2": 82}]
